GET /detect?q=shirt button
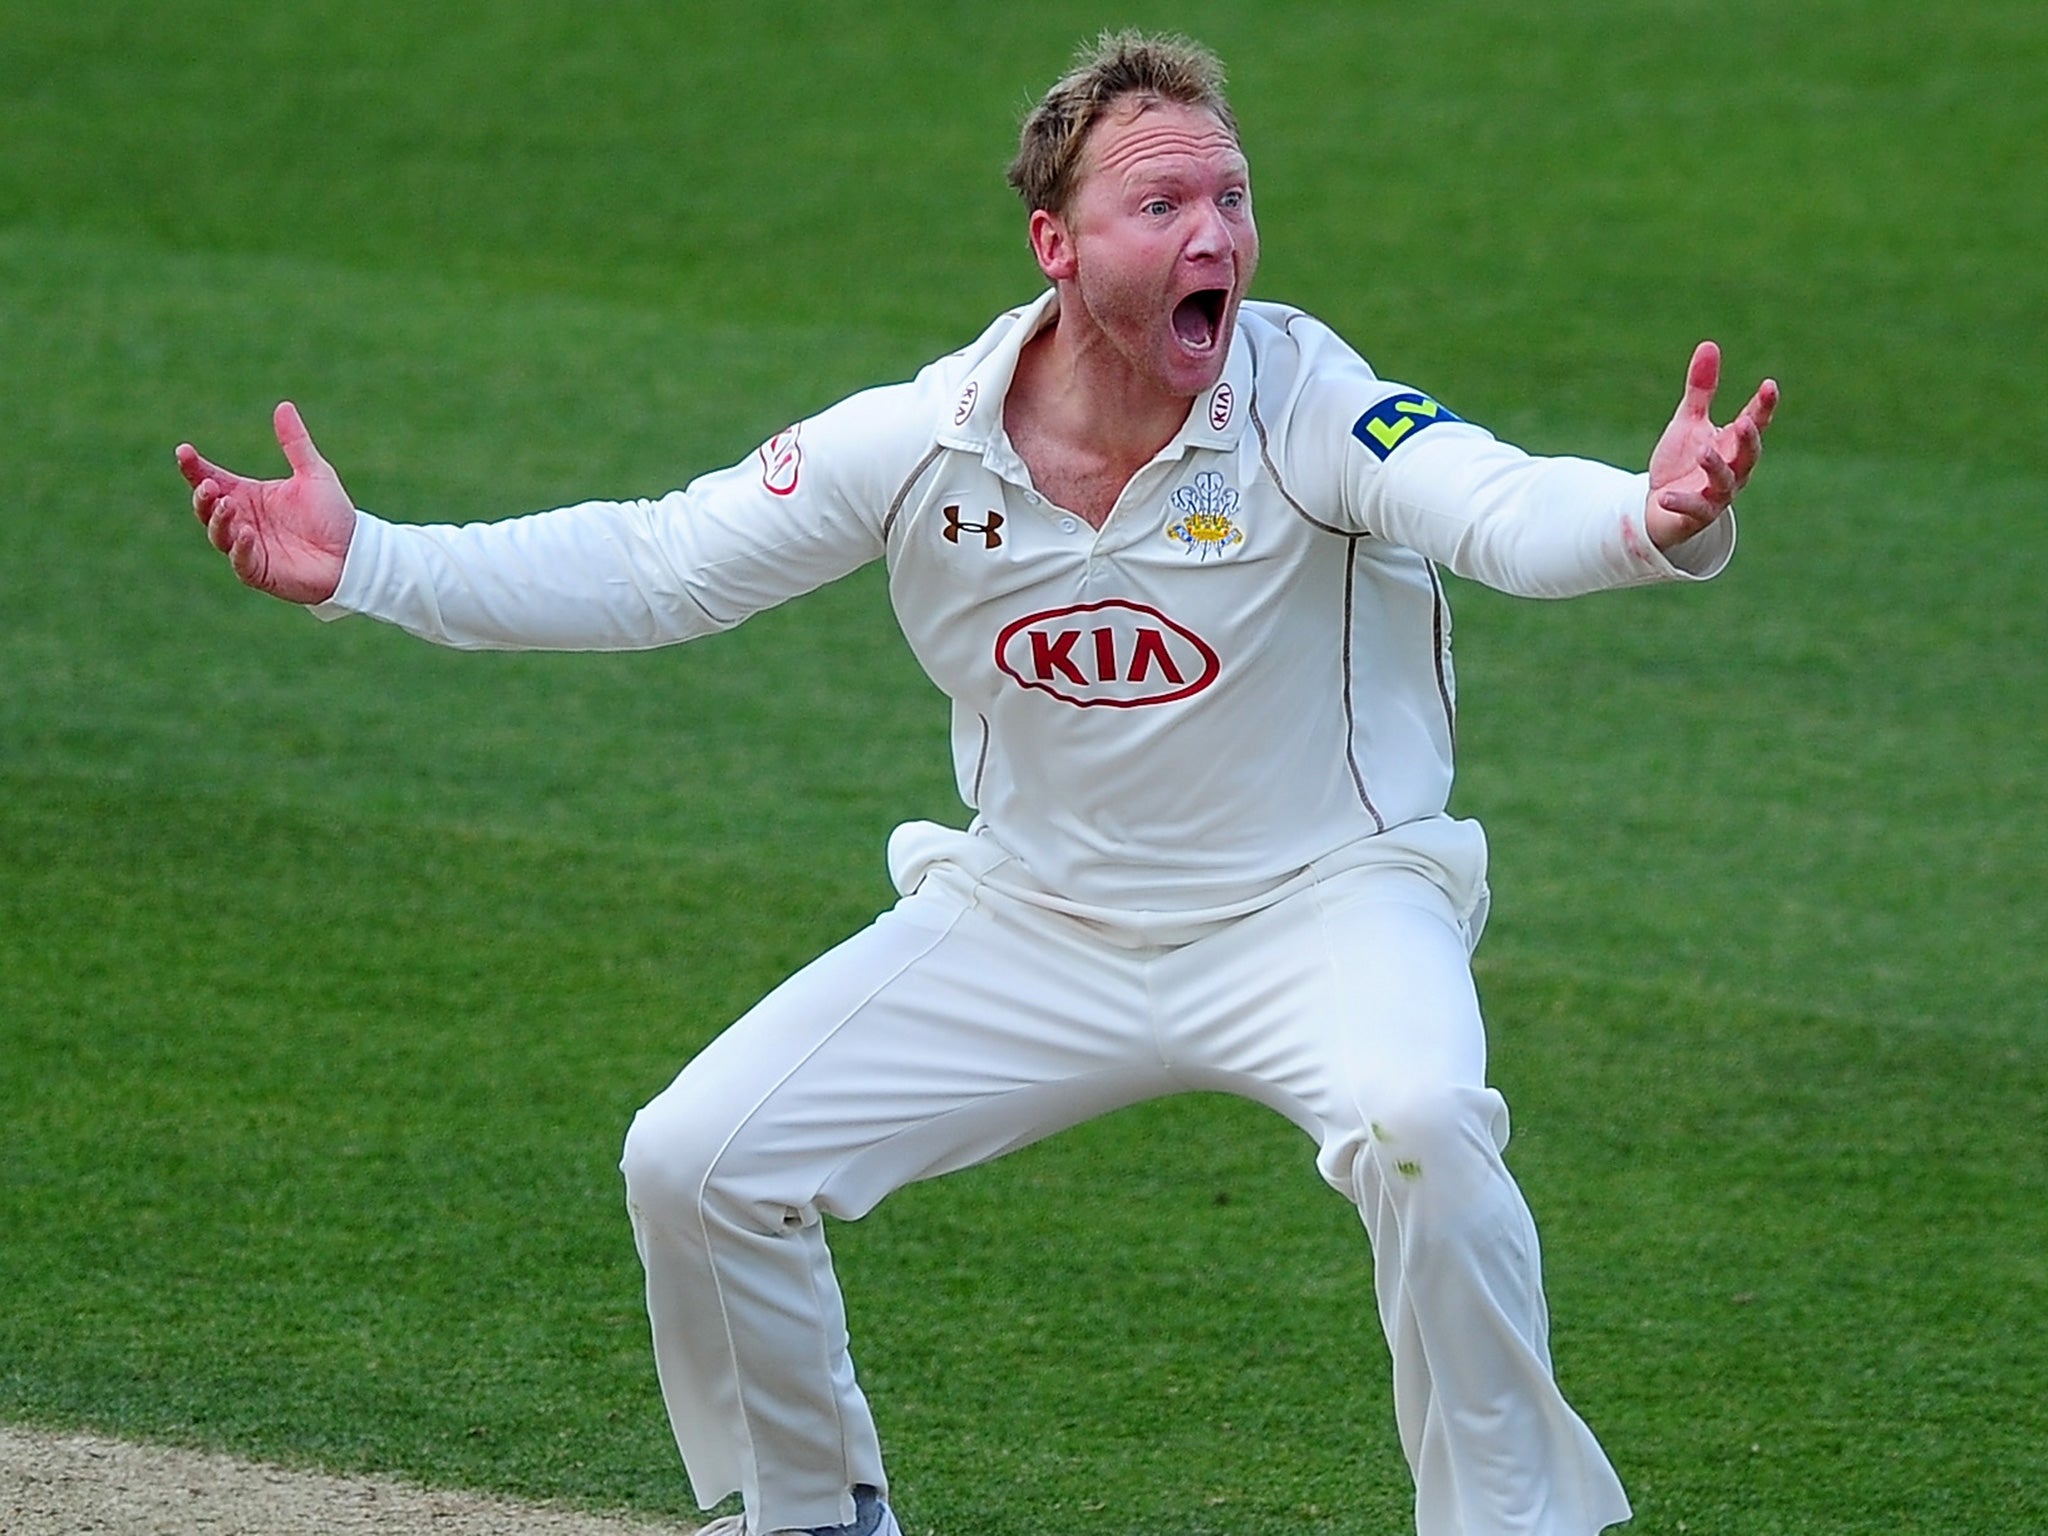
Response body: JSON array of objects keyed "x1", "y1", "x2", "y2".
[
  {"x1": 1025, "y1": 492, "x2": 1042, "y2": 505},
  {"x1": 1060, "y1": 517, "x2": 1078, "y2": 533}
]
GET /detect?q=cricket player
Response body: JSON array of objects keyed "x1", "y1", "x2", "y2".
[{"x1": 178, "y1": 31, "x2": 1777, "y2": 1536}]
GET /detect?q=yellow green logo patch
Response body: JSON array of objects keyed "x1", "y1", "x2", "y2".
[{"x1": 1350, "y1": 392, "x2": 1461, "y2": 459}]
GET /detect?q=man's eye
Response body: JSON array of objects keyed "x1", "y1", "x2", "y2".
[{"x1": 1143, "y1": 199, "x2": 1172, "y2": 216}]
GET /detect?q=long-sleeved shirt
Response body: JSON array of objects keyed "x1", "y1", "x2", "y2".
[{"x1": 318, "y1": 291, "x2": 1732, "y2": 923}]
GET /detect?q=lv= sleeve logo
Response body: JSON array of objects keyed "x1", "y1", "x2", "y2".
[{"x1": 1350, "y1": 392, "x2": 1462, "y2": 460}]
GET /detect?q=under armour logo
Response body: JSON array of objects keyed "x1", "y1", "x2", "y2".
[{"x1": 942, "y1": 505, "x2": 1004, "y2": 549}]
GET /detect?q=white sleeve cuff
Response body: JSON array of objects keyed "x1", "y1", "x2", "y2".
[
  {"x1": 306, "y1": 508, "x2": 380, "y2": 623},
  {"x1": 1652, "y1": 505, "x2": 1738, "y2": 581}
]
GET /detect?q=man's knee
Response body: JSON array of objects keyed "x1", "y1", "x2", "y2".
[
  {"x1": 1355, "y1": 1083, "x2": 1515, "y2": 1220},
  {"x1": 620, "y1": 1070, "x2": 753, "y2": 1232}
]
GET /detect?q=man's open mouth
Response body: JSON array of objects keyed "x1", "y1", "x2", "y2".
[{"x1": 1172, "y1": 288, "x2": 1229, "y2": 351}]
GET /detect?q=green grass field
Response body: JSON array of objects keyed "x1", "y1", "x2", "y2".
[{"x1": 4, "y1": 3, "x2": 2045, "y2": 1533}]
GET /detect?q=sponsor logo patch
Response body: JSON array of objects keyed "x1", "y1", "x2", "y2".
[
  {"x1": 942, "y1": 504, "x2": 1004, "y2": 549},
  {"x1": 758, "y1": 425, "x2": 802, "y2": 496},
  {"x1": 953, "y1": 382, "x2": 979, "y2": 426},
  {"x1": 994, "y1": 600, "x2": 1220, "y2": 708},
  {"x1": 1164, "y1": 471, "x2": 1245, "y2": 560},
  {"x1": 1350, "y1": 391, "x2": 1462, "y2": 460},
  {"x1": 1208, "y1": 382, "x2": 1234, "y2": 433}
]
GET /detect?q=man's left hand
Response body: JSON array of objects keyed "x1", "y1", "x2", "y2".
[{"x1": 1645, "y1": 341, "x2": 1779, "y2": 551}]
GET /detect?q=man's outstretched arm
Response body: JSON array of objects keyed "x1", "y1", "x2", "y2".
[
  {"x1": 1645, "y1": 341, "x2": 1780, "y2": 552},
  {"x1": 176, "y1": 380, "x2": 910, "y2": 654},
  {"x1": 177, "y1": 401, "x2": 356, "y2": 605}
]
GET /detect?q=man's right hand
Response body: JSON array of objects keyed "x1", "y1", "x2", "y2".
[{"x1": 177, "y1": 401, "x2": 355, "y2": 605}]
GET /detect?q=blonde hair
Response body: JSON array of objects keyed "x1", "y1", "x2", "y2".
[{"x1": 1006, "y1": 30, "x2": 1238, "y2": 216}]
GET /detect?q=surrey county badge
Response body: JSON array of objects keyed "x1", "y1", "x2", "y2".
[{"x1": 1164, "y1": 471, "x2": 1245, "y2": 559}]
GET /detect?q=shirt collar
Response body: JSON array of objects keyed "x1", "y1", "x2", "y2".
[{"x1": 936, "y1": 289, "x2": 1255, "y2": 458}]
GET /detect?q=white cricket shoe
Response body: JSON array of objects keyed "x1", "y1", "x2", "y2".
[{"x1": 691, "y1": 1485, "x2": 900, "y2": 1536}]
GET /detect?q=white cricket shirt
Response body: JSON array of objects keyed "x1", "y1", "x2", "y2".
[{"x1": 320, "y1": 293, "x2": 1732, "y2": 919}]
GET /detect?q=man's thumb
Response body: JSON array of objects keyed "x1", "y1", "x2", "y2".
[{"x1": 273, "y1": 400, "x2": 328, "y2": 478}]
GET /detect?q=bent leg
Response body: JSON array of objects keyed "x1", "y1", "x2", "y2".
[
  {"x1": 1353, "y1": 1082, "x2": 1625, "y2": 1536},
  {"x1": 1160, "y1": 867, "x2": 1629, "y2": 1536},
  {"x1": 620, "y1": 877, "x2": 1164, "y2": 1533}
]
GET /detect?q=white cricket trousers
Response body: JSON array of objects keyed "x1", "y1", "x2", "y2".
[{"x1": 620, "y1": 836, "x2": 1629, "y2": 1536}]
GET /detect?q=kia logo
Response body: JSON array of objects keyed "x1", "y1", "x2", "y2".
[{"x1": 994, "y1": 600, "x2": 1220, "y2": 708}]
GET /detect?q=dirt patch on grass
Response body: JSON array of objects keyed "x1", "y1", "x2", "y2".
[{"x1": 1, "y1": 1425, "x2": 693, "y2": 1536}]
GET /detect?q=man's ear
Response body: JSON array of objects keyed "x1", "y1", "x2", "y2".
[{"x1": 1029, "y1": 207, "x2": 1078, "y2": 282}]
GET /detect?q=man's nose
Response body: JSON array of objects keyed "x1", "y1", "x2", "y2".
[{"x1": 1186, "y1": 199, "x2": 1235, "y2": 259}]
